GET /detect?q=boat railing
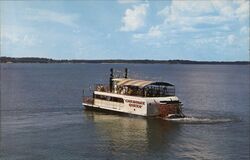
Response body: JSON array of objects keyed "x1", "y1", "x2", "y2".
[
  {"x1": 94, "y1": 84, "x2": 175, "y2": 97},
  {"x1": 95, "y1": 84, "x2": 110, "y2": 92},
  {"x1": 83, "y1": 97, "x2": 94, "y2": 105}
]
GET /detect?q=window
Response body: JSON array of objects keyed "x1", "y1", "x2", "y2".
[{"x1": 95, "y1": 94, "x2": 124, "y2": 103}]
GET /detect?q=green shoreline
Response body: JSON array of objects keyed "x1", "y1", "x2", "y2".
[{"x1": 0, "y1": 56, "x2": 249, "y2": 65}]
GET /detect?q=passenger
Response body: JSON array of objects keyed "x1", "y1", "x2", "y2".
[{"x1": 100, "y1": 86, "x2": 105, "y2": 92}]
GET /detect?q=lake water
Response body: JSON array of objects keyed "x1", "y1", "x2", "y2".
[{"x1": 0, "y1": 63, "x2": 249, "y2": 160}]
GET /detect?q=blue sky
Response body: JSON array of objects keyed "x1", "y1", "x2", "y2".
[{"x1": 1, "y1": 0, "x2": 249, "y2": 61}]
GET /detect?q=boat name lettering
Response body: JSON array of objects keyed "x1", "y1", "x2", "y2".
[
  {"x1": 125, "y1": 99, "x2": 145, "y2": 105},
  {"x1": 129, "y1": 103, "x2": 142, "y2": 108}
]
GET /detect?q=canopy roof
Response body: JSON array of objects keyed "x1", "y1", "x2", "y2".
[{"x1": 113, "y1": 78, "x2": 174, "y2": 88}]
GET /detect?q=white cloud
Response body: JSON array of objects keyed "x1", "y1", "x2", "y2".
[
  {"x1": 158, "y1": 1, "x2": 218, "y2": 29},
  {"x1": 227, "y1": 34, "x2": 235, "y2": 45},
  {"x1": 156, "y1": 0, "x2": 249, "y2": 31},
  {"x1": 118, "y1": 0, "x2": 138, "y2": 4},
  {"x1": 240, "y1": 26, "x2": 249, "y2": 34},
  {"x1": 133, "y1": 0, "x2": 249, "y2": 50},
  {"x1": 133, "y1": 25, "x2": 162, "y2": 40},
  {"x1": 132, "y1": 0, "x2": 249, "y2": 56},
  {"x1": 168, "y1": 1, "x2": 213, "y2": 16},
  {"x1": 234, "y1": 0, "x2": 250, "y2": 20},
  {"x1": 120, "y1": 4, "x2": 149, "y2": 31},
  {"x1": 1, "y1": 25, "x2": 40, "y2": 47},
  {"x1": 25, "y1": 8, "x2": 79, "y2": 28},
  {"x1": 148, "y1": 26, "x2": 162, "y2": 37},
  {"x1": 133, "y1": 33, "x2": 144, "y2": 39},
  {"x1": 1, "y1": 31, "x2": 19, "y2": 44}
]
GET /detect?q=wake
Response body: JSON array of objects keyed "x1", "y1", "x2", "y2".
[{"x1": 163, "y1": 116, "x2": 235, "y2": 124}]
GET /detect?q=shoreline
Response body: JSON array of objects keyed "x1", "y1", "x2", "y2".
[{"x1": 1, "y1": 56, "x2": 249, "y2": 65}]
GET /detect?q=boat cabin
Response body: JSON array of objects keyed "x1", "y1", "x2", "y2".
[
  {"x1": 96, "y1": 78, "x2": 175, "y2": 97},
  {"x1": 95, "y1": 68, "x2": 175, "y2": 97}
]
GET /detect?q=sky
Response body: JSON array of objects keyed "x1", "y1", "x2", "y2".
[{"x1": 0, "y1": 0, "x2": 249, "y2": 61}]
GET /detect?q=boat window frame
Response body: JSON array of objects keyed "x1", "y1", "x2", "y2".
[{"x1": 94, "y1": 94, "x2": 124, "y2": 103}]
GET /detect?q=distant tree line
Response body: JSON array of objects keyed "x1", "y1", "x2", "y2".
[{"x1": 0, "y1": 56, "x2": 249, "y2": 65}]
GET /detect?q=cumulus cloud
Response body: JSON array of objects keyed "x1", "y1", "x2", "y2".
[
  {"x1": 157, "y1": 0, "x2": 249, "y2": 29},
  {"x1": 234, "y1": 0, "x2": 250, "y2": 20},
  {"x1": 25, "y1": 8, "x2": 79, "y2": 28},
  {"x1": 133, "y1": 0, "x2": 249, "y2": 50},
  {"x1": 120, "y1": 4, "x2": 149, "y2": 31}
]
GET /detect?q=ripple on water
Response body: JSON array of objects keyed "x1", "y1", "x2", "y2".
[{"x1": 164, "y1": 116, "x2": 237, "y2": 124}]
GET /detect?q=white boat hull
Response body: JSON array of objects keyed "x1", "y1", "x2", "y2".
[{"x1": 83, "y1": 91, "x2": 184, "y2": 117}]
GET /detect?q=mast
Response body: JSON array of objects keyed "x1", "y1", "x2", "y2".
[
  {"x1": 125, "y1": 68, "x2": 128, "y2": 78},
  {"x1": 110, "y1": 68, "x2": 113, "y2": 92}
]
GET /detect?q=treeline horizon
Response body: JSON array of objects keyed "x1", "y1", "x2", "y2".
[{"x1": 0, "y1": 56, "x2": 249, "y2": 65}]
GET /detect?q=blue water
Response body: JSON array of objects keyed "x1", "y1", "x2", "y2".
[{"x1": 0, "y1": 64, "x2": 249, "y2": 159}]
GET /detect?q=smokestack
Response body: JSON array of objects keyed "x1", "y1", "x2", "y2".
[
  {"x1": 110, "y1": 68, "x2": 113, "y2": 92},
  {"x1": 125, "y1": 68, "x2": 128, "y2": 78}
]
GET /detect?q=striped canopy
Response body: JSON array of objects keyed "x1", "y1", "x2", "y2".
[{"x1": 114, "y1": 78, "x2": 174, "y2": 88}]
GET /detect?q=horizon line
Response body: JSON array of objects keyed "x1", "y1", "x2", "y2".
[{"x1": 1, "y1": 56, "x2": 249, "y2": 62}]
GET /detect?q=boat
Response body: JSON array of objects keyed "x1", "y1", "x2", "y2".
[{"x1": 82, "y1": 68, "x2": 185, "y2": 118}]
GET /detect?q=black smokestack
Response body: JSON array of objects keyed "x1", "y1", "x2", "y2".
[
  {"x1": 125, "y1": 68, "x2": 128, "y2": 78},
  {"x1": 110, "y1": 68, "x2": 113, "y2": 92}
]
